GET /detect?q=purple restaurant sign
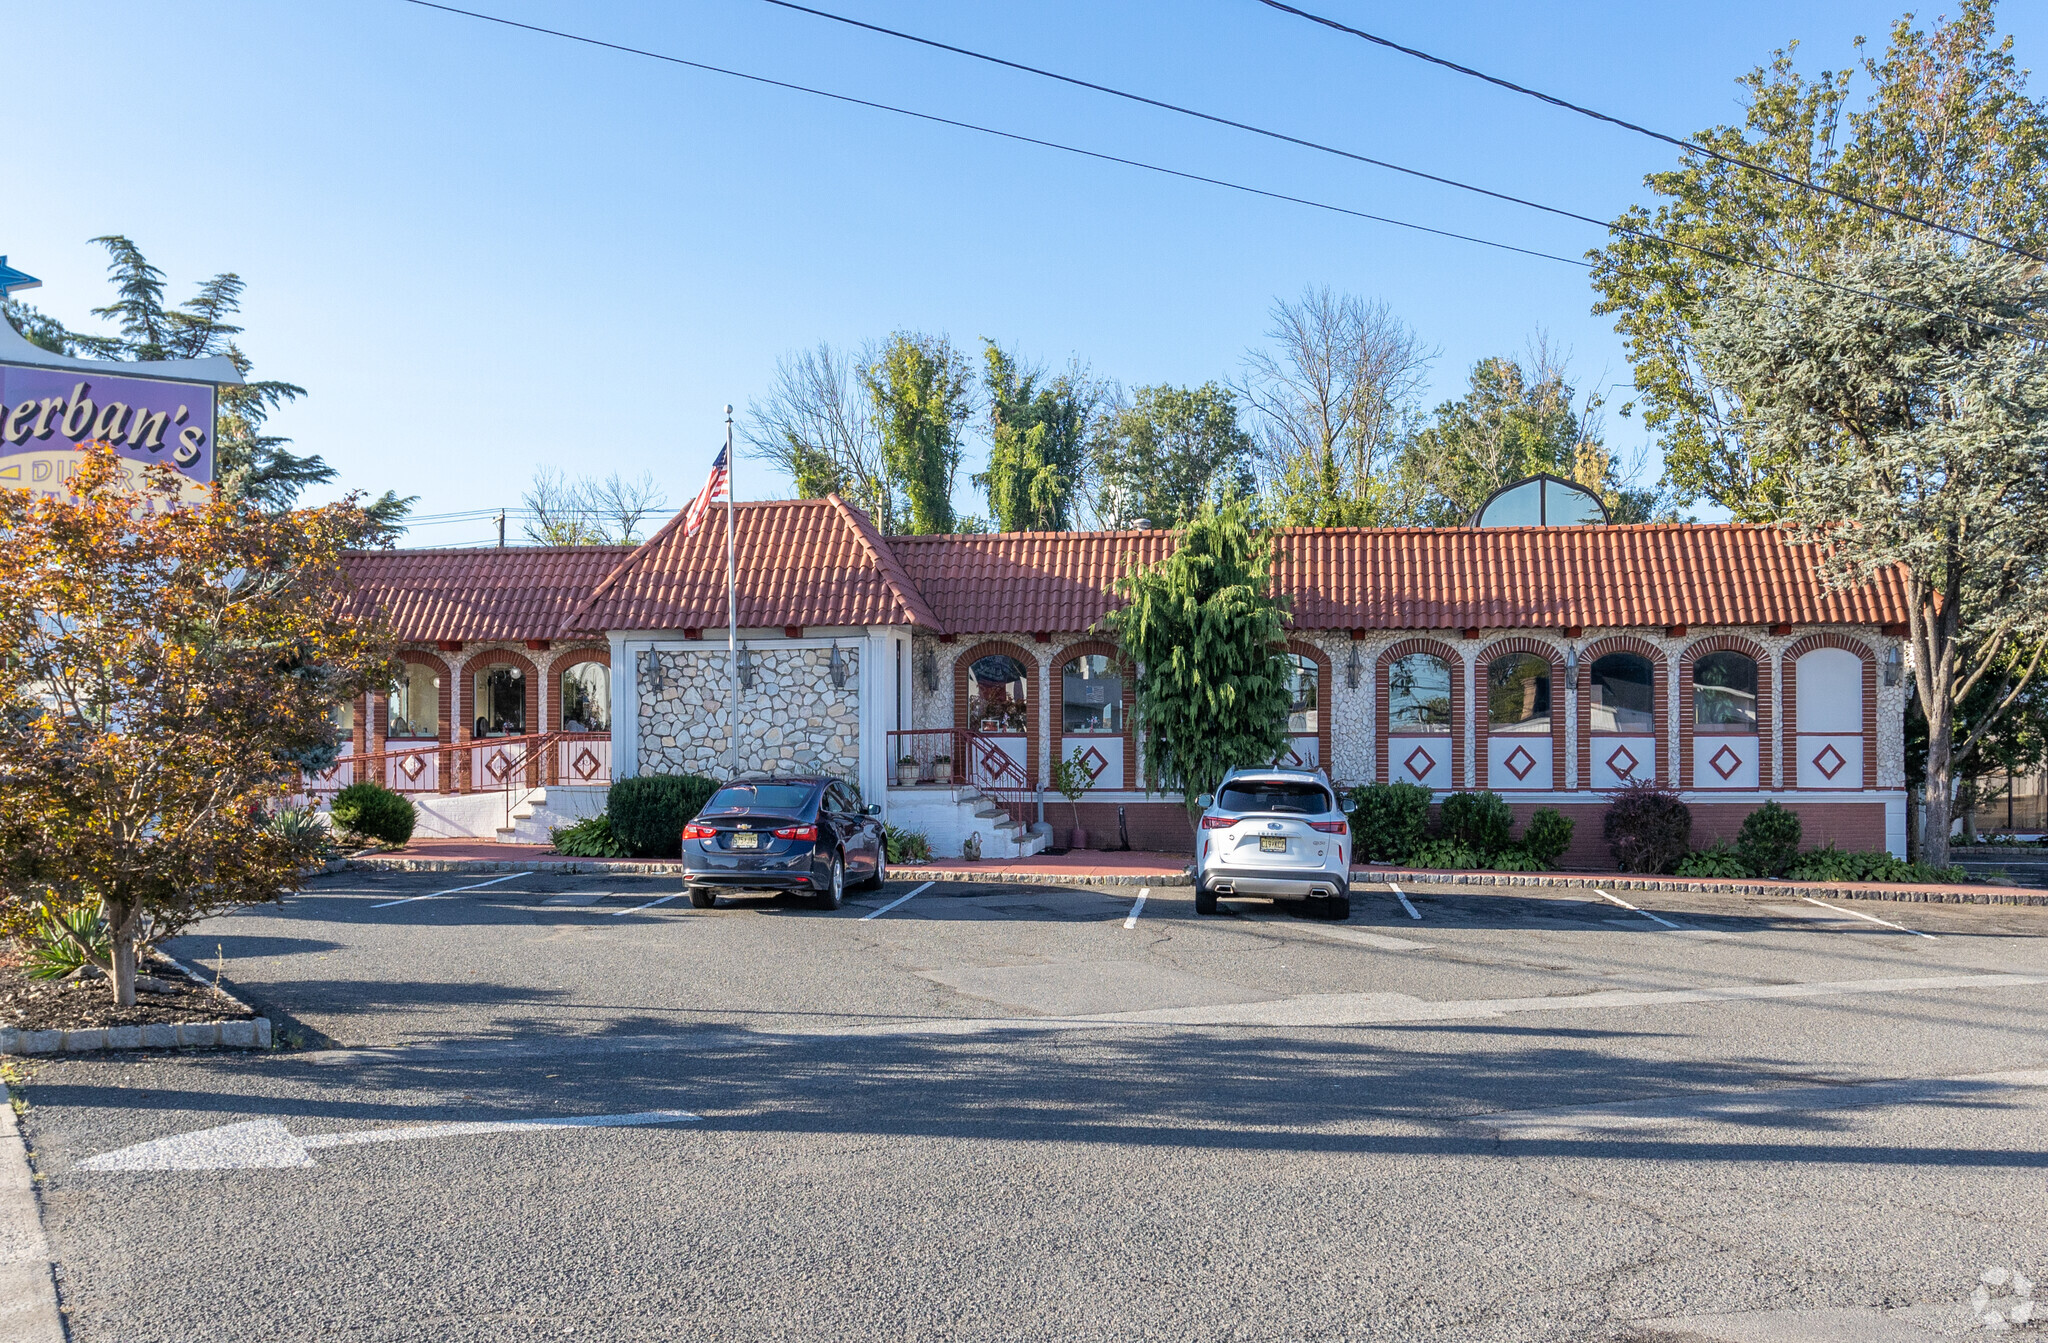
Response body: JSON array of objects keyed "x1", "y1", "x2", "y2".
[{"x1": 0, "y1": 364, "x2": 218, "y2": 498}]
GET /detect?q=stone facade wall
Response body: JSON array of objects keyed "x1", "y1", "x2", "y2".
[{"x1": 637, "y1": 645, "x2": 860, "y2": 778}]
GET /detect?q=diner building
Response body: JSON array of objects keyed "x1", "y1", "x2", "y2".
[{"x1": 333, "y1": 486, "x2": 1912, "y2": 864}]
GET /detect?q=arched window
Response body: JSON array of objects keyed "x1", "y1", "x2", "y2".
[
  {"x1": 1389, "y1": 653, "x2": 1453, "y2": 732},
  {"x1": 1283, "y1": 652, "x2": 1319, "y2": 734},
  {"x1": 1590, "y1": 653, "x2": 1654, "y2": 733},
  {"x1": 1060, "y1": 654, "x2": 1122, "y2": 732},
  {"x1": 967, "y1": 654, "x2": 1030, "y2": 733},
  {"x1": 473, "y1": 665, "x2": 525, "y2": 737},
  {"x1": 1488, "y1": 652, "x2": 1551, "y2": 734},
  {"x1": 1693, "y1": 651, "x2": 1758, "y2": 732},
  {"x1": 388, "y1": 663, "x2": 440, "y2": 739},
  {"x1": 329, "y1": 700, "x2": 356, "y2": 741},
  {"x1": 560, "y1": 662, "x2": 610, "y2": 733}
]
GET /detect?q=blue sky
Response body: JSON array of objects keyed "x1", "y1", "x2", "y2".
[{"x1": 11, "y1": 1, "x2": 2042, "y2": 542}]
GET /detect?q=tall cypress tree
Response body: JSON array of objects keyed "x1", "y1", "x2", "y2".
[{"x1": 1103, "y1": 499, "x2": 1293, "y2": 821}]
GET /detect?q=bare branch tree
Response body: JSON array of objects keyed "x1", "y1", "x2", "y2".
[
  {"x1": 520, "y1": 468, "x2": 605, "y2": 546},
  {"x1": 585, "y1": 471, "x2": 668, "y2": 544},
  {"x1": 743, "y1": 342, "x2": 898, "y2": 532}
]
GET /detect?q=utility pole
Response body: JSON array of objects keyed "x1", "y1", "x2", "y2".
[
  {"x1": 725, "y1": 406, "x2": 740, "y2": 779},
  {"x1": 496, "y1": 509, "x2": 506, "y2": 547}
]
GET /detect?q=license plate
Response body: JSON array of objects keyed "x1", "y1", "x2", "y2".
[
  {"x1": 730, "y1": 831, "x2": 759, "y2": 850},
  {"x1": 1259, "y1": 836, "x2": 1287, "y2": 853}
]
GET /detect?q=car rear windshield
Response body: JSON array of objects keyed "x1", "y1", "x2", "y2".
[
  {"x1": 1217, "y1": 780, "x2": 1333, "y2": 814},
  {"x1": 704, "y1": 784, "x2": 817, "y2": 813}
]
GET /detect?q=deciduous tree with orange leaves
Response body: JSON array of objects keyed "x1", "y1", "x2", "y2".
[{"x1": 0, "y1": 449, "x2": 396, "y2": 1005}]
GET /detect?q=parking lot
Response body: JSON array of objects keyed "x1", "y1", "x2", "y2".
[{"x1": 14, "y1": 868, "x2": 2048, "y2": 1341}]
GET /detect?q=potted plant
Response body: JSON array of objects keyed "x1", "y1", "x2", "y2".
[
  {"x1": 932, "y1": 752, "x2": 952, "y2": 785},
  {"x1": 1051, "y1": 746, "x2": 1092, "y2": 851},
  {"x1": 897, "y1": 754, "x2": 920, "y2": 788}
]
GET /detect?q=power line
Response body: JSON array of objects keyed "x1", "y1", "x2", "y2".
[
  {"x1": 1249, "y1": 0, "x2": 2044, "y2": 264},
  {"x1": 396, "y1": 1, "x2": 1580, "y2": 267},
  {"x1": 400, "y1": 0, "x2": 2033, "y2": 337}
]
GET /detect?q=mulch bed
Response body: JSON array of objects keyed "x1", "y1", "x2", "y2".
[{"x1": 0, "y1": 948, "x2": 254, "y2": 1032}]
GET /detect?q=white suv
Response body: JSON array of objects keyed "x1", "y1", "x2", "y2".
[{"x1": 1193, "y1": 769, "x2": 1350, "y2": 919}]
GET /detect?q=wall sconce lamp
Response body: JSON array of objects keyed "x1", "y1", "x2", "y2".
[
  {"x1": 1346, "y1": 643, "x2": 1361, "y2": 690},
  {"x1": 1884, "y1": 645, "x2": 1902, "y2": 687},
  {"x1": 918, "y1": 648, "x2": 938, "y2": 694},
  {"x1": 829, "y1": 644, "x2": 848, "y2": 689},
  {"x1": 1565, "y1": 643, "x2": 1579, "y2": 680},
  {"x1": 737, "y1": 646, "x2": 755, "y2": 691}
]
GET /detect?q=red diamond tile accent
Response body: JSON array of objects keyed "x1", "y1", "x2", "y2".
[
  {"x1": 1402, "y1": 744, "x2": 1438, "y2": 781},
  {"x1": 485, "y1": 749, "x2": 518, "y2": 782},
  {"x1": 1811, "y1": 743, "x2": 1848, "y2": 780},
  {"x1": 1604, "y1": 744, "x2": 1641, "y2": 780},
  {"x1": 398, "y1": 753, "x2": 427, "y2": 782},
  {"x1": 572, "y1": 747, "x2": 604, "y2": 781},
  {"x1": 1503, "y1": 744, "x2": 1538, "y2": 781},
  {"x1": 1077, "y1": 746, "x2": 1110, "y2": 783},
  {"x1": 1709, "y1": 743, "x2": 1744, "y2": 780}
]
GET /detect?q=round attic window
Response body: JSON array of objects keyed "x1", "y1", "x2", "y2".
[{"x1": 1471, "y1": 474, "x2": 1609, "y2": 527}]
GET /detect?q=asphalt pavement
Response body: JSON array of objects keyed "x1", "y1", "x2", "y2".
[{"x1": 12, "y1": 869, "x2": 2048, "y2": 1341}]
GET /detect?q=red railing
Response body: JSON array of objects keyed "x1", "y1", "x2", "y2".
[
  {"x1": 294, "y1": 730, "x2": 614, "y2": 816},
  {"x1": 887, "y1": 728, "x2": 1035, "y2": 829}
]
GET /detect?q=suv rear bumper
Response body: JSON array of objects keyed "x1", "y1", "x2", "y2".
[{"x1": 1199, "y1": 865, "x2": 1348, "y2": 898}]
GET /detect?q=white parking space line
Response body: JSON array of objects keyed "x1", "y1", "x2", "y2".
[
  {"x1": 369, "y1": 872, "x2": 530, "y2": 909},
  {"x1": 1250, "y1": 916, "x2": 1431, "y2": 952},
  {"x1": 611, "y1": 893, "x2": 681, "y2": 917},
  {"x1": 1801, "y1": 895, "x2": 1938, "y2": 939},
  {"x1": 1594, "y1": 888, "x2": 1685, "y2": 931},
  {"x1": 1387, "y1": 882, "x2": 1422, "y2": 920},
  {"x1": 1123, "y1": 890, "x2": 1148, "y2": 929},
  {"x1": 859, "y1": 881, "x2": 933, "y2": 921}
]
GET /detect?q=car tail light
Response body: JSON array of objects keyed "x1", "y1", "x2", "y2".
[
  {"x1": 1199, "y1": 815, "x2": 1238, "y2": 830},
  {"x1": 773, "y1": 824, "x2": 817, "y2": 840},
  {"x1": 681, "y1": 823, "x2": 715, "y2": 840},
  {"x1": 1309, "y1": 820, "x2": 1348, "y2": 834}
]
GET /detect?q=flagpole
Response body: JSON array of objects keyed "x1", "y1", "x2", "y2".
[{"x1": 724, "y1": 405, "x2": 739, "y2": 780}]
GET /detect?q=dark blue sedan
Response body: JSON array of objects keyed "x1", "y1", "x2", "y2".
[{"x1": 682, "y1": 777, "x2": 887, "y2": 910}]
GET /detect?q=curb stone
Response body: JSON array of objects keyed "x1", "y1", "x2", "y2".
[
  {"x1": 0, "y1": 956, "x2": 272, "y2": 1056},
  {"x1": 0, "y1": 1086, "x2": 65, "y2": 1342},
  {"x1": 1354, "y1": 867, "x2": 2048, "y2": 908}
]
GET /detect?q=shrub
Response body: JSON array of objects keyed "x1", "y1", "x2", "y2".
[
  {"x1": 1520, "y1": 808, "x2": 1574, "y2": 868},
  {"x1": 1347, "y1": 781, "x2": 1432, "y2": 863},
  {"x1": 550, "y1": 814, "x2": 627, "y2": 858},
  {"x1": 886, "y1": 825, "x2": 932, "y2": 864},
  {"x1": 1787, "y1": 844, "x2": 1967, "y2": 885},
  {"x1": 1736, "y1": 801, "x2": 1803, "y2": 878},
  {"x1": 267, "y1": 805, "x2": 330, "y2": 851},
  {"x1": 1675, "y1": 840, "x2": 1751, "y2": 879},
  {"x1": 1409, "y1": 838, "x2": 1483, "y2": 869},
  {"x1": 607, "y1": 774, "x2": 720, "y2": 858},
  {"x1": 329, "y1": 781, "x2": 416, "y2": 845},
  {"x1": 1602, "y1": 779, "x2": 1691, "y2": 874},
  {"x1": 26, "y1": 908, "x2": 108, "y2": 981},
  {"x1": 1441, "y1": 790, "x2": 1514, "y2": 856},
  {"x1": 1489, "y1": 847, "x2": 1545, "y2": 872}
]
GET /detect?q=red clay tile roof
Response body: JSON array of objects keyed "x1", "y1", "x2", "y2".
[
  {"x1": 895, "y1": 524, "x2": 1907, "y2": 633},
  {"x1": 343, "y1": 546, "x2": 635, "y2": 643},
  {"x1": 567, "y1": 496, "x2": 943, "y2": 633}
]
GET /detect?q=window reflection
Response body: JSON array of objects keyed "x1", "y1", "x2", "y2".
[
  {"x1": 1061, "y1": 655, "x2": 1122, "y2": 732},
  {"x1": 1389, "y1": 654, "x2": 1453, "y2": 733},
  {"x1": 1590, "y1": 653, "x2": 1654, "y2": 733},
  {"x1": 1693, "y1": 651, "x2": 1758, "y2": 732}
]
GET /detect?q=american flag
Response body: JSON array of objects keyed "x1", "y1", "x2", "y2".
[{"x1": 682, "y1": 445, "x2": 730, "y2": 538}]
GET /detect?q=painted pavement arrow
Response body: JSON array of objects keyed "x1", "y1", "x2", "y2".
[{"x1": 78, "y1": 1109, "x2": 700, "y2": 1172}]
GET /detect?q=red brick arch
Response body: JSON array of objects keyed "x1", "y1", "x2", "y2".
[
  {"x1": 549, "y1": 647, "x2": 613, "y2": 733},
  {"x1": 1577, "y1": 635, "x2": 1669, "y2": 787},
  {"x1": 1475, "y1": 636, "x2": 1568, "y2": 789},
  {"x1": 1051, "y1": 639, "x2": 1135, "y2": 788},
  {"x1": 1680, "y1": 635, "x2": 1773, "y2": 789},
  {"x1": 1783, "y1": 632, "x2": 1878, "y2": 788},
  {"x1": 1283, "y1": 639, "x2": 1334, "y2": 774},
  {"x1": 954, "y1": 639, "x2": 1041, "y2": 786},
  {"x1": 1376, "y1": 638, "x2": 1464, "y2": 787},
  {"x1": 462, "y1": 648, "x2": 541, "y2": 740}
]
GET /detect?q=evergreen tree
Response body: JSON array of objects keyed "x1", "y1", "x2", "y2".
[
  {"x1": 1103, "y1": 499, "x2": 1292, "y2": 821},
  {"x1": 864, "y1": 332, "x2": 971, "y2": 534}
]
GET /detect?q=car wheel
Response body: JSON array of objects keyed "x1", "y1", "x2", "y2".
[
  {"x1": 1325, "y1": 896, "x2": 1351, "y2": 921},
  {"x1": 688, "y1": 886, "x2": 716, "y2": 909},
  {"x1": 861, "y1": 844, "x2": 887, "y2": 891},
  {"x1": 821, "y1": 852, "x2": 845, "y2": 910},
  {"x1": 1194, "y1": 884, "x2": 1218, "y2": 916}
]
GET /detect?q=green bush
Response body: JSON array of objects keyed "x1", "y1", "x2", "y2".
[
  {"x1": 1674, "y1": 840, "x2": 1751, "y2": 879},
  {"x1": 1347, "y1": 781, "x2": 1432, "y2": 863},
  {"x1": 329, "y1": 781, "x2": 416, "y2": 845},
  {"x1": 886, "y1": 825, "x2": 932, "y2": 864},
  {"x1": 1787, "y1": 844, "x2": 1966, "y2": 885},
  {"x1": 1602, "y1": 779, "x2": 1691, "y2": 874},
  {"x1": 1441, "y1": 790, "x2": 1514, "y2": 856},
  {"x1": 26, "y1": 907, "x2": 107, "y2": 981},
  {"x1": 1409, "y1": 838, "x2": 1483, "y2": 870},
  {"x1": 607, "y1": 774, "x2": 720, "y2": 858},
  {"x1": 1736, "y1": 801, "x2": 1803, "y2": 879},
  {"x1": 550, "y1": 814, "x2": 627, "y2": 858},
  {"x1": 1520, "y1": 808, "x2": 1574, "y2": 868},
  {"x1": 1489, "y1": 847, "x2": 1545, "y2": 872}
]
